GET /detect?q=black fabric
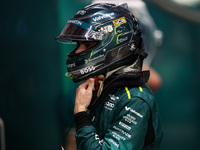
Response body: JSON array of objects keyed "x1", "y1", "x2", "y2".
[
  {"x1": 74, "y1": 111, "x2": 91, "y2": 131},
  {"x1": 143, "y1": 111, "x2": 155, "y2": 148},
  {"x1": 88, "y1": 70, "x2": 150, "y2": 110},
  {"x1": 135, "y1": 48, "x2": 148, "y2": 58}
]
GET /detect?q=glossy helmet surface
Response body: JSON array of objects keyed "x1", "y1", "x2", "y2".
[
  {"x1": 56, "y1": 3, "x2": 147, "y2": 82},
  {"x1": 91, "y1": 0, "x2": 163, "y2": 66}
]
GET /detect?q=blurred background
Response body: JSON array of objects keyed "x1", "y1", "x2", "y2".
[{"x1": 0, "y1": 0, "x2": 200, "y2": 150}]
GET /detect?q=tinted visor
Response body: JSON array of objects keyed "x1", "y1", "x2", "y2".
[{"x1": 56, "y1": 19, "x2": 102, "y2": 43}]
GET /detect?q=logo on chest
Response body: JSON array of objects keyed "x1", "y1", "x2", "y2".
[{"x1": 103, "y1": 94, "x2": 119, "y2": 110}]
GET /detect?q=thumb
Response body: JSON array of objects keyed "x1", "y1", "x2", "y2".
[{"x1": 87, "y1": 78, "x2": 95, "y2": 91}]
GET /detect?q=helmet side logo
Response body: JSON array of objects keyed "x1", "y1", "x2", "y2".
[
  {"x1": 92, "y1": 12, "x2": 115, "y2": 22},
  {"x1": 67, "y1": 63, "x2": 76, "y2": 68},
  {"x1": 77, "y1": 10, "x2": 86, "y2": 15},
  {"x1": 101, "y1": 25, "x2": 113, "y2": 34},
  {"x1": 80, "y1": 66, "x2": 96, "y2": 75},
  {"x1": 67, "y1": 19, "x2": 82, "y2": 26},
  {"x1": 113, "y1": 17, "x2": 127, "y2": 27}
]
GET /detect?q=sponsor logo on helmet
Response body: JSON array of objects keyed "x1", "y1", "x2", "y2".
[
  {"x1": 85, "y1": 54, "x2": 104, "y2": 64},
  {"x1": 92, "y1": 12, "x2": 115, "y2": 22},
  {"x1": 101, "y1": 25, "x2": 113, "y2": 34},
  {"x1": 67, "y1": 63, "x2": 76, "y2": 68},
  {"x1": 77, "y1": 10, "x2": 86, "y2": 15},
  {"x1": 68, "y1": 19, "x2": 82, "y2": 26},
  {"x1": 80, "y1": 66, "x2": 96, "y2": 74},
  {"x1": 117, "y1": 36, "x2": 128, "y2": 44},
  {"x1": 113, "y1": 17, "x2": 127, "y2": 26}
]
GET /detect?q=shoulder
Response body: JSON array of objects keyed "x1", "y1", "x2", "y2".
[
  {"x1": 109, "y1": 84, "x2": 155, "y2": 111},
  {"x1": 113, "y1": 84, "x2": 154, "y2": 102},
  {"x1": 106, "y1": 85, "x2": 152, "y2": 125}
]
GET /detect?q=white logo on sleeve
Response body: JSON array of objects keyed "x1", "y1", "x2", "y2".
[
  {"x1": 123, "y1": 114, "x2": 137, "y2": 125},
  {"x1": 94, "y1": 133, "x2": 104, "y2": 145},
  {"x1": 109, "y1": 139, "x2": 119, "y2": 148},
  {"x1": 125, "y1": 106, "x2": 143, "y2": 118},
  {"x1": 119, "y1": 121, "x2": 131, "y2": 130}
]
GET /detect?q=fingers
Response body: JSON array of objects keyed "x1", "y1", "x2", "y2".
[
  {"x1": 79, "y1": 78, "x2": 95, "y2": 90},
  {"x1": 87, "y1": 78, "x2": 95, "y2": 91},
  {"x1": 74, "y1": 78, "x2": 95, "y2": 114}
]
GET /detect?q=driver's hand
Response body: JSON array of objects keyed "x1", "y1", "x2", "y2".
[{"x1": 74, "y1": 78, "x2": 95, "y2": 114}]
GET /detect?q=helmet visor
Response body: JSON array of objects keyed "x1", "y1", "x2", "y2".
[{"x1": 56, "y1": 19, "x2": 102, "y2": 43}]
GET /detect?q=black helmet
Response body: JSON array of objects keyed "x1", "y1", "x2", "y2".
[{"x1": 56, "y1": 3, "x2": 147, "y2": 83}]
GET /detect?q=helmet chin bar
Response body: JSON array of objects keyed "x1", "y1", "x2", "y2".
[{"x1": 65, "y1": 35, "x2": 147, "y2": 83}]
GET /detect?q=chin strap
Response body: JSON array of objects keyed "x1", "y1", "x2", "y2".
[{"x1": 95, "y1": 75, "x2": 105, "y2": 97}]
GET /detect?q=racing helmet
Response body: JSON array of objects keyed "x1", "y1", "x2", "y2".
[
  {"x1": 56, "y1": 3, "x2": 147, "y2": 83},
  {"x1": 91, "y1": 0, "x2": 163, "y2": 66}
]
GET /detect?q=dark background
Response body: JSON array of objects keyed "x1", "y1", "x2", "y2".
[{"x1": 0, "y1": 0, "x2": 200, "y2": 150}]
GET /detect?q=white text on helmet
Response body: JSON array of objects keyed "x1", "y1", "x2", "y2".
[
  {"x1": 67, "y1": 63, "x2": 76, "y2": 68},
  {"x1": 68, "y1": 20, "x2": 82, "y2": 26},
  {"x1": 92, "y1": 12, "x2": 115, "y2": 22},
  {"x1": 80, "y1": 66, "x2": 96, "y2": 74}
]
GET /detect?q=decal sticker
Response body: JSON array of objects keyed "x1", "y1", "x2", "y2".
[
  {"x1": 85, "y1": 54, "x2": 104, "y2": 64},
  {"x1": 104, "y1": 94, "x2": 119, "y2": 110},
  {"x1": 80, "y1": 66, "x2": 96, "y2": 74},
  {"x1": 93, "y1": 133, "x2": 104, "y2": 145},
  {"x1": 113, "y1": 17, "x2": 127, "y2": 26},
  {"x1": 65, "y1": 72, "x2": 73, "y2": 79},
  {"x1": 101, "y1": 25, "x2": 113, "y2": 34},
  {"x1": 109, "y1": 94, "x2": 119, "y2": 102},
  {"x1": 109, "y1": 139, "x2": 119, "y2": 148},
  {"x1": 77, "y1": 10, "x2": 86, "y2": 15},
  {"x1": 104, "y1": 101, "x2": 115, "y2": 111},
  {"x1": 105, "y1": 101, "x2": 114, "y2": 108},
  {"x1": 119, "y1": 121, "x2": 131, "y2": 130},
  {"x1": 125, "y1": 106, "x2": 143, "y2": 118},
  {"x1": 113, "y1": 126, "x2": 131, "y2": 138},
  {"x1": 123, "y1": 114, "x2": 137, "y2": 125},
  {"x1": 68, "y1": 19, "x2": 82, "y2": 26},
  {"x1": 92, "y1": 12, "x2": 115, "y2": 22},
  {"x1": 67, "y1": 63, "x2": 76, "y2": 68},
  {"x1": 95, "y1": 133, "x2": 100, "y2": 141},
  {"x1": 112, "y1": 131, "x2": 126, "y2": 141},
  {"x1": 89, "y1": 50, "x2": 94, "y2": 59},
  {"x1": 117, "y1": 36, "x2": 128, "y2": 44}
]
